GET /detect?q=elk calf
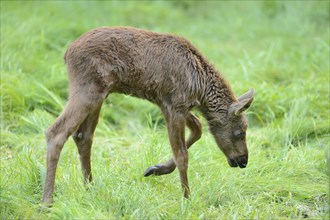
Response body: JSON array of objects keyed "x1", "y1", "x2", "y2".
[{"x1": 41, "y1": 27, "x2": 254, "y2": 204}]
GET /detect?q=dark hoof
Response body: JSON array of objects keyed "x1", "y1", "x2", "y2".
[{"x1": 143, "y1": 164, "x2": 162, "y2": 177}]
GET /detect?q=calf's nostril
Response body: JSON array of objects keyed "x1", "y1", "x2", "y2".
[
  {"x1": 237, "y1": 156, "x2": 248, "y2": 168},
  {"x1": 228, "y1": 158, "x2": 238, "y2": 167},
  {"x1": 239, "y1": 163, "x2": 247, "y2": 168}
]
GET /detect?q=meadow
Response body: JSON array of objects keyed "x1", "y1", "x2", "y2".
[{"x1": 1, "y1": 1, "x2": 329, "y2": 219}]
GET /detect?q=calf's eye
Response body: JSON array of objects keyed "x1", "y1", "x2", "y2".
[{"x1": 233, "y1": 130, "x2": 245, "y2": 139}]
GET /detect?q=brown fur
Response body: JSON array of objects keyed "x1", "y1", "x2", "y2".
[{"x1": 41, "y1": 27, "x2": 254, "y2": 204}]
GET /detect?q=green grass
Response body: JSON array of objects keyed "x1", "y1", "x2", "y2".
[{"x1": 1, "y1": 1, "x2": 329, "y2": 219}]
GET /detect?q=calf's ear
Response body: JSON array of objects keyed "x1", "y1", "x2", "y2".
[{"x1": 229, "y1": 88, "x2": 254, "y2": 116}]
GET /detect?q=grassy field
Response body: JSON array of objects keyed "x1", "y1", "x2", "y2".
[{"x1": 1, "y1": 1, "x2": 329, "y2": 219}]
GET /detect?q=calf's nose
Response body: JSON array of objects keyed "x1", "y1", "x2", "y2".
[{"x1": 237, "y1": 155, "x2": 248, "y2": 168}]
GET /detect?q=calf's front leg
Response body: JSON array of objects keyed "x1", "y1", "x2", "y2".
[
  {"x1": 144, "y1": 112, "x2": 202, "y2": 176},
  {"x1": 163, "y1": 110, "x2": 190, "y2": 198}
]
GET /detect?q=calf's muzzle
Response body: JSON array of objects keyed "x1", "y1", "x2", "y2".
[{"x1": 228, "y1": 155, "x2": 248, "y2": 168}]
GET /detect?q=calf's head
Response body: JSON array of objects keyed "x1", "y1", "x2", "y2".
[{"x1": 209, "y1": 89, "x2": 254, "y2": 168}]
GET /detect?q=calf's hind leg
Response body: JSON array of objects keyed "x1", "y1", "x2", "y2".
[
  {"x1": 41, "y1": 90, "x2": 104, "y2": 205},
  {"x1": 72, "y1": 104, "x2": 102, "y2": 184},
  {"x1": 144, "y1": 112, "x2": 202, "y2": 176}
]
